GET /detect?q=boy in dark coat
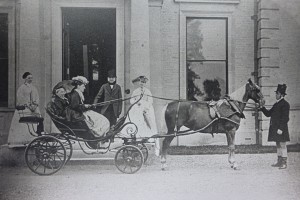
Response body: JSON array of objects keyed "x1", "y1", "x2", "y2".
[
  {"x1": 260, "y1": 84, "x2": 290, "y2": 169},
  {"x1": 93, "y1": 69, "x2": 123, "y2": 126}
]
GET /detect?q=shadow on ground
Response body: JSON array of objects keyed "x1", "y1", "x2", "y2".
[{"x1": 168, "y1": 144, "x2": 300, "y2": 155}]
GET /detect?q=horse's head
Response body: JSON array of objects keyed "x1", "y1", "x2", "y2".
[{"x1": 245, "y1": 79, "x2": 265, "y2": 104}]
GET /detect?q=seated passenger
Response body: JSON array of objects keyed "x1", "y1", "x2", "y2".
[
  {"x1": 51, "y1": 86, "x2": 69, "y2": 118},
  {"x1": 67, "y1": 76, "x2": 110, "y2": 138}
]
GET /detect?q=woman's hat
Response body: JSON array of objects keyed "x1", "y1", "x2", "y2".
[
  {"x1": 275, "y1": 84, "x2": 287, "y2": 95},
  {"x1": 52, "y1": 80, "x2": 74, "y2": 94},
  {"x1": 132, "y1": 76, "x2": 148, "y2": 83},
  {"x1": 72, "y1": 76, "x2": 89, "y2": 85},
  {"x1": 107, "y1": 69, "x2": 116, "y2": 78}
]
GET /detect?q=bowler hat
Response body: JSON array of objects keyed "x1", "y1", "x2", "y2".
[
  {"x1": 275, "y1": 84, "x2": 287, "y2": 95},
  {"x1": 107, "y1": 69, "x2": 116, "y2": 78}
]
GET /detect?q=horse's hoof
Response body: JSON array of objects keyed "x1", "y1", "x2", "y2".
[{"x1": 161, "y1": 164, "x2": 168, "y2": 171}]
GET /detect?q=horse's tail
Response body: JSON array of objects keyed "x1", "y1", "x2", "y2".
[{"x1": 160, "y1": 103, "x2": 168, "y2": 134}]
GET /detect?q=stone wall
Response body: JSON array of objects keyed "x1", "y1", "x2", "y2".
[{"x1": 258, "y1": 0, "x2": 300, "y2": 145}]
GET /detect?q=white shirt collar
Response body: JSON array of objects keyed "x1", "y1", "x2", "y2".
[{"x1": 276, "y1": 97, "x2": 284, "y2": 103}]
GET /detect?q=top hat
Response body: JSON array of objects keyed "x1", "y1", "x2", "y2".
[
  {"x1": 275, "y1": 84, "x2": 287, "y2": 95},
  {"x1": 107, "y1": 69, "x2": 116, "y2": 78}
]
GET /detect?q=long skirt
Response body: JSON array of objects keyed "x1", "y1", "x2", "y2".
[
  {"x1": 8, "y1": 108, "x2": 41, "y2": 147},
  {"x1": 120, "y1": 104, "x2": 157, "y2": 138},
  {"x1": 83, "y1": 110, "x2": 110, "y2": 137}
]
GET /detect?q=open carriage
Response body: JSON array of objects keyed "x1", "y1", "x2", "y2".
[
  {"x1": 19, "y1": 78, "x2": 264, "y2": 175},
  {"x1": 19, "y1": 95, "x2": 149, "y2": 176}
]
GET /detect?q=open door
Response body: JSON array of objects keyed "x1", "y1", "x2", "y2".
[{"x1": 62, "y1": 8, "x2": 116, "y2": 103}]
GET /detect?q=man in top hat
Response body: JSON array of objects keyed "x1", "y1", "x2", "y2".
[
  {"x1": 260, "y1": 84, "x2": 290, "y2": 169},
  {"x1": 93, "y1": 69, "x2": 122, "y2": 127}
]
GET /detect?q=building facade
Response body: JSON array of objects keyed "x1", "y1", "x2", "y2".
[{"x1": 0, "y1": 0, "x2": 299, "y2": 147}]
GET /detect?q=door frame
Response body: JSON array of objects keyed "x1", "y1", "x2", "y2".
[
  {"x1": 0, "y1": 5, "x2": 16, "y2": 109},
  {"x1": 51, "y1": 0, "x2": 124, "y2": 93}
]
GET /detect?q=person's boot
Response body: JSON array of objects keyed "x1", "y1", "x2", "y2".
[
  {"x1": 279, "y1": 157, "x2": 287, "y2": 169},
  {"x1": 271, "y1": 156, "x2": 282, "y2": 167}
]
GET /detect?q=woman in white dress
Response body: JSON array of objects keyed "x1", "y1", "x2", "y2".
[
  {"x1": 8, "y1": 72, "x2": 44, "y2": 147},
  {"x1": 67, "y1": 76, "x2": 110, "y2": 138},
  {"x1": 127, "y1": 76, "x2": 158, "y2": 138}
]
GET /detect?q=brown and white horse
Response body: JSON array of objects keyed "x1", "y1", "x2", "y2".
[{"x1": 159, "y1": 79, "x2": 264, "y2": 170}]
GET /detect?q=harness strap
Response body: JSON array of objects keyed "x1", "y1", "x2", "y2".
[{"x1": 174, "y1": 101, "x2": 181, "y2": 136}]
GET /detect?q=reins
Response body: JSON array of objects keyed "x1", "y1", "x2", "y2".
[
  {"x1": 92, "y1": 95, "x2": 139, "y2": 107},
  {"x1": 144, "y1": 94, "x2": 260, "y2": 109}
]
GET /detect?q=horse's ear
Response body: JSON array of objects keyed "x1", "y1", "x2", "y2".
[{"x1": 248, "y1": 78, "x2": 253, "y2": 85}]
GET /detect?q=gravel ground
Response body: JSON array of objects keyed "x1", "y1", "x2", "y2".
[{"x1": 0, "y1": 152, "x2": 300, "y2": 200}]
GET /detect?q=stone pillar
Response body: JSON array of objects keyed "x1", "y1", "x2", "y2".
[
  {"x1": 257, "y1": 0, "x2": 280, "y2": 146},
  {"x1": 129, "y1": 0, "x2": 150, "y2": 83}
]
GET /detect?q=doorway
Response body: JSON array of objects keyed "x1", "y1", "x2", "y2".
[{"x1": 62, "y1": 8, "x2": 116, "y2": 103}]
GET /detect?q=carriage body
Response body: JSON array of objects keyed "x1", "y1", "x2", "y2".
[{"x1": 23, "y1": 96, "x2": 148, "y2": 176}]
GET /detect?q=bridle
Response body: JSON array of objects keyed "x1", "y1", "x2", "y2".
[{"x1": 245, "y1": 82, "x2": 264, "y2": 109}]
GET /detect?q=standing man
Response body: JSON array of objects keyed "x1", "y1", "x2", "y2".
[
  {"x1": 260, "y1": 84, "x2": 290, "y2": 169},
  {"x1": 94, "y1": 69, "x2": 122, "y2": 127}
]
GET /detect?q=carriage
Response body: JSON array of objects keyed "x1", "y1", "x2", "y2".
[
  {"x1": 18, "y1": 95, "x2": 149, "y2": 176},
  {"x1": 19, "y1": 78, "x2": 263, "y2": 175}
]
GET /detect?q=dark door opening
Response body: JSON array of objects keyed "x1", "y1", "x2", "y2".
[{"x1": 62, "y1": 8, "x2": 116, "y2": 103}]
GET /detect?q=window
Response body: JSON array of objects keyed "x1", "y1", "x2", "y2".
[
  {"x1": 186, "y1": 17, "x2": 228, "y2": 100},
  {"x1": 0, "y1": 13, "x2": 8, "y2": 107}
]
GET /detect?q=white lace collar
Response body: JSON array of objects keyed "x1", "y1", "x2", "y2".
[{"x1": 75, "y1": 89, "x2": 85, "y2": 103}]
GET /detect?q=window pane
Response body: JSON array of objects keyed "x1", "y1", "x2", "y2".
[
  {"x1": 187, "y1": 18, "x2": 226, "y2": 61},
  {"x1": 0, "y1": 14, "x2": 8, "y2": 107},
  {"x1": 187, "y1": 61, "x2": 227, "y2": 100}
]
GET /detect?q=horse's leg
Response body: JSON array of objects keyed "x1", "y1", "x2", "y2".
[
  {"x1": 160, "y1": 135, "x2": 174, "y2": 170},
  {"x1": 226, "y1": 127, "x2": 239, "y2": 170}
]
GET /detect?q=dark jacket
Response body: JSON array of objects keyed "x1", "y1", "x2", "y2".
[
  {"x1": 93, "y1": 83, "x2": 122, "y2": 117},
  {"x1": 261, "y1": 98, "x2": 290, "y2": 142},
  {"x1": 52, "y1": 96, "x2": 69, "y2": 118},
  {"x1": 66, "y1": 90, "x2": 87, "y2": 122}
]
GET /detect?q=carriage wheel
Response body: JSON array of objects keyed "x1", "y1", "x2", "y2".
[
  {"x1": 56, "y1": 135, "x2": 73, "y2": 164},
  {"x1": 25, "y1": 135, "x2": 66, "y2": 176},
  {"x1": 137, "y1": 143, "x2": 148, "y2": 163},
  {"x1": 114, "y1": 145, "x2": 144, "y2": 174}
]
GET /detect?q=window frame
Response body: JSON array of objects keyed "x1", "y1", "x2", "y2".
[
  {"x1": 186, "y1": 17, "x2": 228, "y2": 97},
  {"x1": 179, "y1": 9, "x2": 234, "y2": 100}
]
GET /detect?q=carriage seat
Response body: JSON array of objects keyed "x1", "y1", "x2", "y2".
[
  {"x1": 19, "y1": 116, "x2": 44, "y2": 124},
  {"x1": 16, "y1": 105, "x2": 44, "y2": 124},
  {"x1": 46, "y1": 102, "x2": 96, "y2": 140}
]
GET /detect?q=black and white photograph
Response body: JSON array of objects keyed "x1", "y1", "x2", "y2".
[{"x1": 0, "y1": 0, "x2": 299, "y2": 199}]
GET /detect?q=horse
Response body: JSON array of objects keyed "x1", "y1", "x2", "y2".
[{"x1": 159, "y1": 79, "x2": 264, "y2": 170}]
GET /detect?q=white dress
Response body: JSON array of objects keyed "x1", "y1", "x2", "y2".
[
  {"x1": 8, "y1": 83, "x2": 41, "y2": 147},
  {"x1": 83, "y1": 110, "x2": 110, "y2": 137},
  {"x1": 123, "y1": 87, "x2": 158, "y2": 138}
]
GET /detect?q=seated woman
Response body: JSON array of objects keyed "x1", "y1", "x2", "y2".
[
  {"x1": 51, "y1": 86, "x2": 69, "y2": 118},
  {"x1": 66, "y1": 76, "x2": 110, "y2": 138}
]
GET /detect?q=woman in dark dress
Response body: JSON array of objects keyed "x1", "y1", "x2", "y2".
[{"x1": 67, "y1": 76, "x2": 110, "y2": 138}]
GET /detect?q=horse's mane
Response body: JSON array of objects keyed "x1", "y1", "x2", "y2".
[
  {"x1": 229, "y1": 84, "x2": 246, "y2": 101},
  {"x1": 203, "y1": 79, "x2": 221, "y2": 101}
]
